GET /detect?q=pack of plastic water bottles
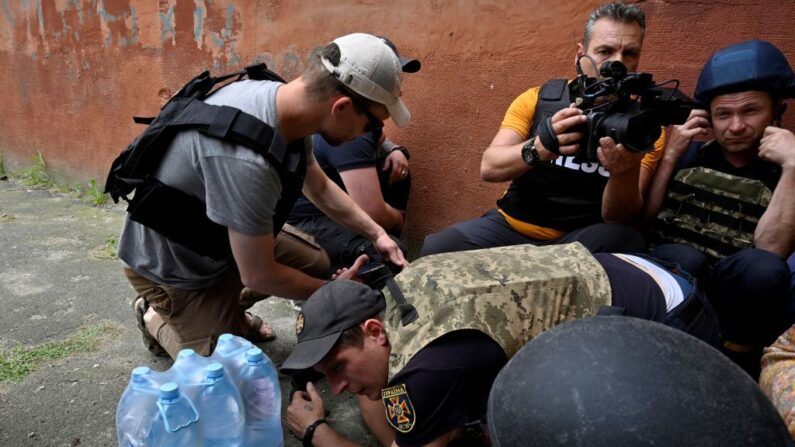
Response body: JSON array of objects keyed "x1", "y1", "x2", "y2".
[{"x1": 116, "y1": 334, "x2": 283, "y2": 447}]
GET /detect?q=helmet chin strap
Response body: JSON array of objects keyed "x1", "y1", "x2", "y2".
[{"x1": 774, "y1": 101, "x2": 787, "y2": 127}]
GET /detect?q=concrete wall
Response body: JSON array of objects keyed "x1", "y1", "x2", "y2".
[{"x1": 0, "y1": 0, "x2": 793, "y2": 242}]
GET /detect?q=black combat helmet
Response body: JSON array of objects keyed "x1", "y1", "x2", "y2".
[{"x1": 487, "y1": 316, "x2": 793, "y2": 447}]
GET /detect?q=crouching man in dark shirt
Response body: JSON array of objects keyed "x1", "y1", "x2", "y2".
[{"x1": 282, "y1": 243, "x2": 719, "y2": 447}]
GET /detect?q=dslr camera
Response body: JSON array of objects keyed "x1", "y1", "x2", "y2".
[{"x1": 540, "y1": 60, "x2": 693, "y2": 162}]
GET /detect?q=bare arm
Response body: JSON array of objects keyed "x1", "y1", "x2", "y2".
[
  {"x1": 643, "y1": 152, "x2": 681, "y2": 221},
  {"x1": 229, "y1": 230, "x2": 324, "y2": 299},
  {"x1": 303, "y1": 162, "x2": 407, "y2": 268},
  {"x1": 480, "y1": 106, "x2": 587, "y2": 182},
  {"x1": 643, "y1": 110, "x2": 711, "y2": 220},
  {"x1": 340, "y1": 167, "x2": 404, "y2": 231},
  {"x1": 480, "y1": 128, "x2": 531, "y2": 182},
  {"x1": 309, "y1": 424, "x2": 364, "y2": 447},
  {"x1": 755, "y1": 126, "x2": 795, "y2": 257},
  {"x1": 358, "y1": 395, "x2": 396, "y2": 447}
]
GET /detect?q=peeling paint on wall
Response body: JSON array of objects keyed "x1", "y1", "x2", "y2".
[
  {"x1": 192, "y1": 0, "x2": 204, "y2": 46},
  {"x1": 36, "y1": 0, "x2": 43, "y2": 41},
  {"x1": 159, "y1": 4, "x2": 175, "y2": 46},
  {"x1": 2, "y1": 1, "x2": 244, "y2": 65},
  {"x1": 205, "y1": 3, "x2": 240, "y2": 68},
  {"x1": 95, "y1": 0, "x2": 138, "y2": 48},
  {"x1": 2, "y1": 0, "x2": 15, "y2": 26}
]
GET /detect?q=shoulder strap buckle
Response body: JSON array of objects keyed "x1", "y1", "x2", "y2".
[{"x1": 385, "y1": 278, "x2": 419, "y2": 326}]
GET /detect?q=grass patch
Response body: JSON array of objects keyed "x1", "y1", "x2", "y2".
[
  {"x1": 83, "y1": 179, "x2": 109, "y2": 206},
  {"x1": 54, "y1": 182, "x2": 83, "y2": 196},
  {"x1": 7, "y1": 153, "x2": 110, "y2": 207},
  {"x1": 0, "y1": 323, "x2": 119, "y2": 383},
  {"x1": 91, "y1": 236, "x2": 118, "y2": 260},
  {"x1": 0, "y1": 151, "x2": 6, "y2": 178},
  {"x1": 19, "y1": 150, "x2": 52, "y2": 188}
]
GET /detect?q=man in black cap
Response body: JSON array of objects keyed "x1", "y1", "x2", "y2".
[{"x1": 282, "y1": 243, "x2": 720, "y2": 447}]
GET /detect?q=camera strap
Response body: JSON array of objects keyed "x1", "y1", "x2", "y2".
[
  {"x1": 532, "y1": 79, "x2": 571, "y2": 155},
  {"x1": 537, "y1": 117, "x2": 561, "y2": 155}
]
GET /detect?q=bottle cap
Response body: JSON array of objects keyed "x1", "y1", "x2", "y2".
[
  {"x1": 205, "y1": 362, "x2": 225, "y2": 380},
  {"x1": 131, "y1": 366, "x2": 151, "y2": 383},
  {"x1": 159, "y1": 382, "x2": 179, "y2": 400},
  {"x1": 246, "y1": 347, "x2": 265, "y2": 364},
  {"x1": 215, "y1": 334, "x2": 235, "y2": 355},
  {"x1": 176, "y1": 348, "x2": 196, "y2": 360}
]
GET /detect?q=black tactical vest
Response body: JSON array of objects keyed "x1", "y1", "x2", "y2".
[
  {"x1": 105, "y1": 64, "x2": 306, "y2": 260},
  {"x1": 497, "y1": 80, "x2": 610, "y2": 232}
]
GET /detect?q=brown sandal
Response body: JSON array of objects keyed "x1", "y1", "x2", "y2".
[
  {"x1": 245, "y1": 312, "x2": 276, "y2": 343},
  {"x1": 133, "y1": 296, "x2": 169, "y2": 357}
]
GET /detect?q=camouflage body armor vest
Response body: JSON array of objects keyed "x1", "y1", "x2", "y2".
[
  {"x1": 382, "y1": 242, "x2": 612, "y2": 379},
  {"x1": 651, "y1": 164, "x2": 772, "y2": 265}
]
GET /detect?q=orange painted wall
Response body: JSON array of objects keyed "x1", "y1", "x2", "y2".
[{"x1": 0, "y1": 0, "x2": 792, "y2": 242}]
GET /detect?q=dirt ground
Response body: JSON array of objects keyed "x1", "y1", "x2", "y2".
[{"x1": 0, "y1": 179, "x2": 376, "y2": 446}]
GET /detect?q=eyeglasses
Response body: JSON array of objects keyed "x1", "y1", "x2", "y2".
[{"x1": 338, "y1": 85, "x2": 384, "y2": 138}]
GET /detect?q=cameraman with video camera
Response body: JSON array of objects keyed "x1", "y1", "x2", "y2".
[{"x1": 420, "y1": 3, "x2": 664, "y2": 257}]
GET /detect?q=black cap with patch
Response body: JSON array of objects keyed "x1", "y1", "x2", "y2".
[{"x1": 281, "y1": 280, "x2": 386, "y2": 372}]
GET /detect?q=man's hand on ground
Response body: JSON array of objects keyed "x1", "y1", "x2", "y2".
[{"x1": 287, "y1": 382, "x2": 327, "y2": 439}]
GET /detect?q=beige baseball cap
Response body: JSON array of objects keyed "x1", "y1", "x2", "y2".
[{"x1": 321, "y1": 33, "x2": 411, "y2": 128}]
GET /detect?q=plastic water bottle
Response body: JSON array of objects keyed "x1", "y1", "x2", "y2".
[
  {"x1": 173, "y1": 348, "x2": 211, "y2": 402},
  {"x1": 146, "y1": 382, "x2": 199, "y2": 446},
  {"x1": 173, "y1": 349, "x2": 210, "y2": 384},
  {"x1": 116, "y1": 367, "x2": 160, "y2": 447},
  {"x1": 211, "y1": 333, "x2": 252, "y2": 386},
  {"x1": 197, "y1": 362, "x2": 245, "y2": 446},
  {"x1": 240, "y1": 348, "x2": 283, "y2": 447}
]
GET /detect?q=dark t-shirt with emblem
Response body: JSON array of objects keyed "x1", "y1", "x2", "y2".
[{"x1": 382, "y1": 330, "x2": 508, "y2": 447}]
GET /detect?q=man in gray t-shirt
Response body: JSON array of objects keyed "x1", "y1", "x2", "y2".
[{"x1": 121, "y1": 33, "x2": 414, "y2": 359}]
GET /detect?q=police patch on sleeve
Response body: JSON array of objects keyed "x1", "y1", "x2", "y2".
[{"x1": 382, "y1": 384, "x2": 416, "y2": 433}]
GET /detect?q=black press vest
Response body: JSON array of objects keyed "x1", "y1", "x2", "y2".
[{"x1": 497, "y1": 80, "x2": 610, "y2": 233}]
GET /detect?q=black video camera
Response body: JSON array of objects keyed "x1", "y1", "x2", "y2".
[{"x1": 567, "y1": 60, "x2": 693, "y2": 162}]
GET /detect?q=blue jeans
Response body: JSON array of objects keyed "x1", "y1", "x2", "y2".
[{"x1": 651, "y1": 244, "x2": 794, "y2": 347}]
